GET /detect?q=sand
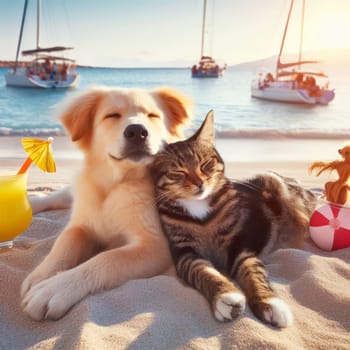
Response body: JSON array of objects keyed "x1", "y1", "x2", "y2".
[{"x1": 1, "y1": 135, "x2": 349, "y2": 350}]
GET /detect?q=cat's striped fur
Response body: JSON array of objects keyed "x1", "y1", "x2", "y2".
[{"x1": 150, "y1": 111, "x2": 317, "y2": 327}]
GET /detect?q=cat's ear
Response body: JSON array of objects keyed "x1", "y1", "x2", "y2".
[{"x1": 190, "y1": 110, "x2": 215, "y2": 144}]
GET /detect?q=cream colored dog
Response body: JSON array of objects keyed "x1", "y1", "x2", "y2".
[{"x1": 21, "y1": 86, "x2": 191, "y2": 320}]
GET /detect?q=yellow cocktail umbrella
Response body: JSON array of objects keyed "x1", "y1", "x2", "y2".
[{"x1": 17, "y1": 137, "x2": 56, "y2": 174}]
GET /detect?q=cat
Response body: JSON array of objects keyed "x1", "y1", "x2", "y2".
[{"x1": 150, "y1": 111, "x2": 317, "y2": 327}]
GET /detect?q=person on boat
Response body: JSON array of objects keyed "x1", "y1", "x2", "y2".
[
  {"x1": 43, "y1": 58, "x2": 52, "y2": 74},
  {"x1": 263, "y1": 72, "x2": 274, "y2": 87},
  {"x1": 39, "y1": 71, "x2": 45, "y2": 80},
  {"x1": 266, "y1": 73, "x2": 274, "y2": 82},
  {"x1": 302, "y1": 76, "x2": 319, "y2": 97},
  {"x1": 309, "y1": 76, "x2": 316, "y2": 87},
  {"x1": 296, "y1": 73, "x2": 304, "y2": 88},
  {"x1": 50, "y1": 62, "x2": 57, "y2": 81},
  {"x1": 62, "y1": 63, "x2": 68, "y2": 81},
  {"x1": 199, "y1": 61, "x2": 206, "y2": 74}
]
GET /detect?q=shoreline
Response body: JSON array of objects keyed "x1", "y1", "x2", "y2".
[
  {"x1": 0, "y1": 135, "x2": 339, "y2": 191},
  {"x1": 1, "y1": 135, "x2": 349, "y2": 160}
]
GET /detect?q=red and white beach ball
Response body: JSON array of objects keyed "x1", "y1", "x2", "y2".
[{"x1": 309, "y1": 203, "x2": 350, "y2": 251}]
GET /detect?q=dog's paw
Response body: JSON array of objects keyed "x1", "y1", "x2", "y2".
[
  {"x1": 262, "y1": 297, "x2": 293, "y2": 328},
  {"x1": 21, "y1": 262, "x2": 60, "y2": 298},
  {"x1": 21, "y1": 272, "x2": 45, "y2": 299},
  {"x1": 21, "y1": 271, "x2": 83, "y2": 321},
  {"x1": 214, "y1": 292, "x2": 246, "y2": 322}
]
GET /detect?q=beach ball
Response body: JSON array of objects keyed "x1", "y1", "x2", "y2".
[{"x1": 309, "y1": 203, "x2": 350, "y2": 251}]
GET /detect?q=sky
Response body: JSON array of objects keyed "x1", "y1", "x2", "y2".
[{"x1": 0, "y1": 0, "x2": 350, "y2": 67}]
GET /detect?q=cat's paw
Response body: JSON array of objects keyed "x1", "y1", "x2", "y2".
[
  {"x1": 214, "y1": 292, "x2": 246, "y2": 322},
  {"x1": 262, "y1": 297, "x2": 293, "y2": 328}
]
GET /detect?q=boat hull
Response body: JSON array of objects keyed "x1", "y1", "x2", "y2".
[
  {"x1": 251, "y1": 81, "x2": 335, "y2": 105},
  {"x1": 192, "y1": 68, "x2": 224, "y2": 78},
  {"x1": 5, "y1": 68, "x2": 79, "y2": 89},
  {"x1": 191, "y1": 55, "x2": 226, "y2": 78}
]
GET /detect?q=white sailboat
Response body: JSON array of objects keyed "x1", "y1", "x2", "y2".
[
  {"x1": 5, "y1": 0, "x2": 79, "y2": 89},
  {"x1": 191, "y1": 0, "x2": 226, "y2": 78},
  {"x1": 251, "y1": 0, "x2": 335, "y2": 105}
]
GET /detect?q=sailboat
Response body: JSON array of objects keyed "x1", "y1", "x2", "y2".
[
  {"x1": 191, "y1": 0, "x2": 226, "y2": 78},
  {"x1": 5, "y1": 0, "x2": 79, "y2": 89},
  {"x1": 251, "y1": 0, "x2": 335, "y2": 105}
]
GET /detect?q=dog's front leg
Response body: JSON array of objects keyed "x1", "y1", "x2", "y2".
[
  {"x1": 21, "y1": 225, "x2": 99, "y2": 299},
  {"x1": 21, "y1": 236, "x2": 171, "y2": 321}
]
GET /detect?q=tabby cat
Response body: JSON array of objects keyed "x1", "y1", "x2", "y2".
[{"x1": 150, "y1": 111, "x2": 317, "y2": 327}]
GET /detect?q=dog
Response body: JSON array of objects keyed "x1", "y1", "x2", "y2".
[{"x1": 21, "y1": 86, "x2": 191, "y2": 320}]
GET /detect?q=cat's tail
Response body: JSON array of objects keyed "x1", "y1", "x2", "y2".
[{"x1": 255, "y1": 172, "x2": 317, "y2": 247}]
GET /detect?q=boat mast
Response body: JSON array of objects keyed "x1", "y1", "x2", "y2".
[
  {"x1": 276, "y1": 0, "x2": 294, "y2": 79},
  {"x1": 298, "y1": 0, "x2": 305, "y2": 70},
  {"x1": 36, "y1": 0, "x2": 41, "y2": 49},
  {"x1": 200, "y1": 0, "x2": 207, "y2": 58},
  {"x1": 14, "y1": 0, "x2": 29, "y2": 71}
]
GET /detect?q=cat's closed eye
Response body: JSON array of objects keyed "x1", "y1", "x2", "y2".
[
  {"x1": 166, "y1": 171, "x2": 186, "y2": 181},
  {"x1": 200, "y1": 158, "x2": 217, "y2": 175}
]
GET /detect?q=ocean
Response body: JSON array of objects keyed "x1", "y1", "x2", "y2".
[{"x1": 0, "y1": 66, "x2": 349, "y2": 138}]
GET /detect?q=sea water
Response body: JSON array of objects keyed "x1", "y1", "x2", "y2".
[{"x1": 0, "y1": 66, "x2": 349, "y2": 138}]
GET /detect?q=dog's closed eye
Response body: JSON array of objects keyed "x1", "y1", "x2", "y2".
[
  {"x1": 105, "y1": 113, "x2": 122, "y2": 120},
  {"x1": 148, "y1": 113, "x2": 160, "y2": 119}
]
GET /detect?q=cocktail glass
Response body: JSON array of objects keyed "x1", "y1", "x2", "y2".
[{"x1": 0, "y1": 172, "x2": 32, "y2": 249}]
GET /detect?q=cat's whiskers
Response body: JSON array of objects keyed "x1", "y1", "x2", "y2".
[
  {"x1": 152, "y1": 187, "x2": 191, "y2": 206},
  {"x1": 152, "y1": 190, "x2": 173, "y2": 206}
]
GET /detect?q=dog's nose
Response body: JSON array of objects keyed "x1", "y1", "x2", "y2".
[{"x1": 124, "y1": 124, "x2": 148, "y2": 143}]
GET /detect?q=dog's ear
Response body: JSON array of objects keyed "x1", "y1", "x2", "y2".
[
  {"x1": 59, "y1": 89, "x2": 104, "y2": 148},
  {"x1": 153, "y1": 88, "x2": 192, "y2": 138}
]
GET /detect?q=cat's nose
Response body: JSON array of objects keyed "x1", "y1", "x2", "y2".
[{"x1": 194, "y1": 178, "x2": 203, "y2": 189}]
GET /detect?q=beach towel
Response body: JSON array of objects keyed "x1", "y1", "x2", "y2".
[{"x1": 0, "y1": 197, "x2": 349, "y2": 350}]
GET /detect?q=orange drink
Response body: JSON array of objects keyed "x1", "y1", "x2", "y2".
[{"x1": 0, "y1": 172, "x2": 32, "y2": 248}]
